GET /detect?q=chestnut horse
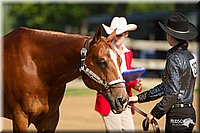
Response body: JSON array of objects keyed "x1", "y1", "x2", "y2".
[{"x1": 3, "y1": 26, "x2": 128, "y2": 132}]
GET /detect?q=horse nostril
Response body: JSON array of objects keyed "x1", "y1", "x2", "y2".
[
  {"x1": 119, "y1": 97, "x2": 128, "y2": 110},
  {"x1": 115, "y1": 98, "x2": 122, "y2": 108},
  {"x1": 117, "y1": 98, "x2": 124, "y2": 106},
  {"x1": 118, "y1": 97, "x2": 127, "y2": 104}
]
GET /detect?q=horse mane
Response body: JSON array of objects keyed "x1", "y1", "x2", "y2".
[{"x1": 5, "y1": 27, "x2": 88, "y2": 40}]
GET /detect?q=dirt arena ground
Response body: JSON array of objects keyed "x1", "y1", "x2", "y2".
[{"x1": 2, "y1": 79, "x2": 199, "y2": 132}]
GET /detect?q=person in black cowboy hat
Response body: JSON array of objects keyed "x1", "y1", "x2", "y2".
[{"x1": 129, "y1": 12, "x2": 198, "y2": 133}]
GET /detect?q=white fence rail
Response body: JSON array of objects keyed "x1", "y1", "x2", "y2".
[{"x1": 125, "y1": 39, "x2": 198, "y2": 70}]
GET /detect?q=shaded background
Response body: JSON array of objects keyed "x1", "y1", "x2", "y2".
[
  {"x1": 1, "y1": 0, "x2": 200, "y2": 132},
  {"x1": 3, "y1": 2, "x2": 199, "y2": 37}
]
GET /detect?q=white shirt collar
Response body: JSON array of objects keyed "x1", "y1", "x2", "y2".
[{"x1": 112, "y1": 43, "x2": 129, "y2": 55}]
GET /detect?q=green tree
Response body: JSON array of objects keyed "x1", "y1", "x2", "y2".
[
  {"x1": 3, "y1": 3, "x2": 194, "y2": 35},
  {"x1": 127, "y1": 3, "x2": 175, "y2": 13},
  {"x1": 3, "y1": 3, "x2": 116, "y2": 34}
]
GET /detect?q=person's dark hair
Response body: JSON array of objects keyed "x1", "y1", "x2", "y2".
[
  {"x1": 174, "y1": 37, "x2": 188, "y2": 48},
  {"x1": 174, "y1": 37, "x2": 185, "y2": 42}
]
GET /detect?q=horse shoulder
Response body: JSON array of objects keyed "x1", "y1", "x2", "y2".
[{"x1": 3, "y1": 28, "x2": 50, "y2": 119}]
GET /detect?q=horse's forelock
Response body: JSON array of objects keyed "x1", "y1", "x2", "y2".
[{"x1": 98, "y1": 37, "x2": 114, "y2": 50}]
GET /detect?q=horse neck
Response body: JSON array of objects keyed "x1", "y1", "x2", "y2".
[{"x1": 34, "y1": 34, "x2": 86, "y2": 89}]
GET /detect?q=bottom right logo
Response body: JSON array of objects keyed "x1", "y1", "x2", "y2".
[{"x1": 170, "y1": 118, "x2": 195, "y2": 127}]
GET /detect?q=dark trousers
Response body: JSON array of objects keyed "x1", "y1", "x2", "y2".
[{"x1": 165, "y1": 106, "x2": 196, "y2": 133}]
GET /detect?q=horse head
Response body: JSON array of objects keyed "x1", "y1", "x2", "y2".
[{"x1": 81, "y1": 26, "x2": 128, "y2": 114}]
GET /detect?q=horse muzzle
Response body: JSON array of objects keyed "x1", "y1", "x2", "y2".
[
  {"x1": 110, "y1": 96, "x2": 129, "y2": 114},
  {"x1": 105, "y1": 84, "x2": 129, "y2": 114}
]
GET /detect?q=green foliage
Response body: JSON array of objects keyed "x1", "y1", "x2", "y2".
[
  {"x1": 3, "y1": 3, "x2": 187, "y2": 35},
  {"x1": 2, "y1": 3, "x2": 115, "y2": 34},
  {"x1": 3, "y1": 4, "x2": 16, "y2": 34},
  {"x1": 127, "y1": 3, "x2": 175, "y2": 13}
]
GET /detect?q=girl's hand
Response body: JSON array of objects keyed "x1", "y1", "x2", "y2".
[{"x1": 134, "y1": 78, "x2": 142, "y2": 92}]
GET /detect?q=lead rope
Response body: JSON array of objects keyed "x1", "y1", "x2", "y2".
[{"x1": 128, "y1": 105, "x2": 160, "y2": 133}]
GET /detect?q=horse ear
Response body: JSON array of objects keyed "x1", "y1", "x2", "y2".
[
  {"x1": 107, "y1": 28, "x2": 116, "y2": 42},
  {"x1": 90, "y1": 26, "x2": 102, "y2": 46}
]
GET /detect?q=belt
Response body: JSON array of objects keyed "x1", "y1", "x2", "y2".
[{"x1": 171, "y1": 103, "x2": 192, "y2": 108}]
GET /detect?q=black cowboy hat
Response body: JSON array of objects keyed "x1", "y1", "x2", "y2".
[{"x1": 159, "y1": 12, "x2": 198, "y2": 40}]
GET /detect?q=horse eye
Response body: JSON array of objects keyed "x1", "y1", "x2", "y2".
[{"x1": 98, "y1": 58, "x2": 107, "y2": 67}]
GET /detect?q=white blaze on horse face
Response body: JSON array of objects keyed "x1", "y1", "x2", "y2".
[{"x1": 109, "y1": 49, "x2": 123, "y2": 79}]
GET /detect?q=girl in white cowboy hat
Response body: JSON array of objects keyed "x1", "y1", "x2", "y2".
[
  {"x1": 129, "y1": 12, "x2": 198, "y2": 133},
  {"x1": 95, "y1": 16, "x2": 142, "y2": 132}
]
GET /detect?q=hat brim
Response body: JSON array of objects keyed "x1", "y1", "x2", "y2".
[
  {"x1": 102, "y1": 24, "x2": 137, "y2": 35},
  {"x1": 158, "y1": 21, "x2": 198, "y2": 40}
]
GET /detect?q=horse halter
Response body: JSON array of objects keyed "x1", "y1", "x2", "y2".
[{"x1": 79, "y1": 38, "x2": 126, "y2": 93}]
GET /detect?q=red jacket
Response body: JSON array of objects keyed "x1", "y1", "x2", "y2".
[{"x1": 95, "y1": 49, "x2": 140, "y2": 115}]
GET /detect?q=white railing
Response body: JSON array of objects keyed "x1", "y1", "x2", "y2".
[{"x1": 125, "y1": 39, "x2": 198, "y2": 70}]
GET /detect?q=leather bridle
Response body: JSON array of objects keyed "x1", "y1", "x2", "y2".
[
  {"x1": 128, "y1": 104, "x2": 160, "y2": 133},
  {"x1": 79, "y1": 38, "x2": 126, "y2": 94}
]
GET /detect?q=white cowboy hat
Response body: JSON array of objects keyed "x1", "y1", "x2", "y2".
[{"x1": 102, "y1": 17, "x2": 137, "y2": 35}]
